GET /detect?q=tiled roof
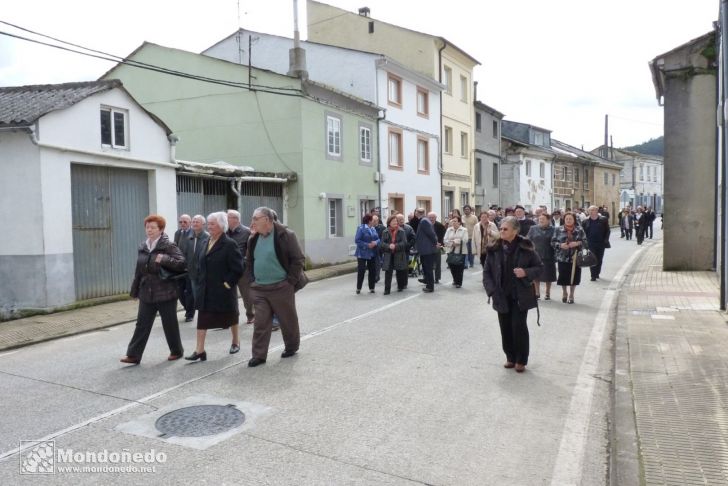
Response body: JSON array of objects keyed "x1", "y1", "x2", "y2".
[{"x1": 0, "y1": 80, "x2": 121, "y2": 127}]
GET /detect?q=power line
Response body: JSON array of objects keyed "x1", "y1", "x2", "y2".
[{"x1": 0, "y1": 22, "x2": 303, "y2": 96}]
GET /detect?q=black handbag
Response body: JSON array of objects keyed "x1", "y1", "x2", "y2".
[
  {"x1": 159, "y1": 266, "x2": 188, "y2": 281},
  {"x1": 576, "y1": 249, "x2": 597, "y2": 268},
  {"x1": 446, "y1": 239, "x2": 465, "y2": 266}
]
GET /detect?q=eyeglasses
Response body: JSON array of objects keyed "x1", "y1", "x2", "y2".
[
  {"x1": 251, "y1": 215, "x2": 268, "y2": 221},
  {"x1": 499, "y1": 227, "x2": 510, "y2": 232}
]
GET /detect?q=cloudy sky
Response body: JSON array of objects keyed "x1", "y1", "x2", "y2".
[{"x1": 0, "y1": 0, "x2": 717, "y2": 149}]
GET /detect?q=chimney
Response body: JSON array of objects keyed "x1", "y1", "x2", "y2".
[
  {"x1": 288, "y1": 0, "x2": 308, "y2": 79},
  {"x1": 473, "y1": 81, "x2": 478, "y2": 102},
  {"x1": 358, "y1": 7, "x2": 370, "y2": 17}
]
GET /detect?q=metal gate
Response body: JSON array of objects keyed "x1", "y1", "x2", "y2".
[
  {"x1": 176, "y1": 176, "x2": 229, "y2": 219},
  {"x1": 71, "y1": 165, "x2": 149, "y2": 299},
  {"x1": 239, "y1": 181, "x2": 283, "y2": 223}
]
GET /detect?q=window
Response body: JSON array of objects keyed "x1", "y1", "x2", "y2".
[
  {"x1": 639, "y1": 164, "x2": 644, "y2": 181},
  {"x1": 360, "y1": 198, "x2": 376, "y2": 217},
  {"x1": 417, "y1": 137, "x2": 429, "y2": 173},
  {"x1": 443, "y1": 66, "x2": 452, "y2": 95},
  {"x1": 416, "y1": 87, "x2": 429, "y2": 117},
  {"x1": 584, "y1": 169, "x2": 589, "y2": 189},
  {"x1": 416, "y1": 197, "x2": 432, "y2": 213},
  {"x1": 460, "y1": 132, "x2": 468, "y2": 157},
  {"x1": 327, "y1": 199, "x2": 343, "y2": 237},
  {"x1": 476, "y1": 113, "x2": 482, "y2": 132},
  {"x1": 460, "y1": 75, "x2": 468, "y2": 102},
  {"x1": 604, "y1": 172, "x2": 608, "y2": 185},
  {"x1": 475, "y1": 158, "x2": 482, "y2": 186},
  {"x1": 387, "y1": 74, "x2": 402, "y2": 106},
  {"x1": 492, "y1": 120, "x2": 498, "y2": 138},
  {"x1": 444, "y1": 191, "x2": 454, "y2": 215},
  {"x1": 539, "y1": 162, "x2": 545, "y2": 179},
  {"x1": 534, "y1": 132, "x2": 543, "y2": 146},
  {"x1": 574, "y1": 168, "x2": 580, "y2": 183},
  {"x1": 612, "y1": 174, "x2": 616, "y2": 186},
  {"x1": 100, "y1": 107, "x2": 128, "y2": 148},
  {"x1": 326, "y1": 114, "x2": 342, "y2": 159},
  {"x1": 562, "y1": 167, "x2": 567, "y2": 181},
  {"x1": 444, "y1": 126, "x2": 453, "y2": 154},
  {"x1": 388, "y1": 129, "x2": 403, "y2": 169},
  {"x1": 492, "y1": 163, "x2": 499, "y2": 188},
  {"x1": 526, "y1": 160, "x2": 532, "y2": 177},
  {"x1": 359, "y1": 124, "x2": 372, "y2": 163},
  {"x1": 460, "y1": 191, "x2": 469, "y2": 208}
]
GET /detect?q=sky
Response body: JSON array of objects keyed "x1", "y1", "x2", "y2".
[{"x1": 0, "y1": 0, "x2": 718, "y2": 149}]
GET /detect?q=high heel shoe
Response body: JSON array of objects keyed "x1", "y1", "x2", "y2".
[
  {"x1": 562, "y1": 296, "x2": 567, "y2": 303},
  {"x1": 568, "y1": 297, "x2": 575, "y2": 304},
  {"x1": 185, "y1": 351, "x2": 207, "y2": 361},
  {"x1": 120, "y1": 356, "x2": 140, "y2": 364}
]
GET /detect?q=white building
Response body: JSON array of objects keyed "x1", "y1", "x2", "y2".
[
  {"x1": 500, "y1": 120, "x2": 555, "y2": 210},
  {"x1": 203, "y1": 29, "x2": 443, "y2": 218},
  {"x1": 0, "y1": 80, "x2": 177, "y2": 319},
  {"x1": 591, "y1": 146, "x2": 664, "y2": 212}
]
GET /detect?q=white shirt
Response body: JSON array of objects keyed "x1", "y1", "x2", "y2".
[{"x1": 145, "y1": 236, "x2": 161, "y2": 252}]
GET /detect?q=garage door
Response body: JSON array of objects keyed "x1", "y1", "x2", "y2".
[{"x1": 71, "y1": 164, "x2": 149, "y2": 300}]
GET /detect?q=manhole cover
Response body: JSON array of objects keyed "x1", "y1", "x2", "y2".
[{"x1": 155, "y1": 405, "x2": 245, "y2": 438}]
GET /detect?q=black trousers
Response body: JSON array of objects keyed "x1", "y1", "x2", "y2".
[
  {"x1": 646, "y1": 223, "x2": 653, "y2": 238},
  {"x1": 178, "y1": 278, "x2": 194, "y2": 318},
  {"x1": 480, "y1": 253, "x2": 487, "y2": 268},
  {"x1": 590, "y1": 245, "x2": 605, "y2": 279},
  {"x1": 433, "y1": 252, "x2": 442, "y2": 282},
  {"x1": 419, "y1": 253, "x2": 436, "y2": 290},
  {"x1": 450, "y1": 263, "x2": 465, "y2": 286},
  {"x1": 384, "y1": 269, "x2": 408, "y2": 292},
  {"x1": 497, "y1": 298, "x2": 529, "y2": 365},
  {"x1": 126, "y1": 299, "x2": 183, "y2": 358},
  {"x1": 623, "y1": 228, "x2": 633, "y2": 240},
  {"x1": 356, "y1": 257, "x2": 377, "y2": 290},
  {"x1": 636, "y1": 226, "x2": 646, "y2": 244}
]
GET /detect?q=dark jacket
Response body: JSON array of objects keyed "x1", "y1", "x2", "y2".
[
  {"x1": 184, "y1": 230, "x2": 209, "y2": 280},
  {"x1": 130, "y1": 234, "x2": 186, "y2": 304},
  {"x1": 526, "y1": 224, "x2": 556, "y2": 264},
  {"x1": 581, "y1": 215, "x2": 611, "y2": 249},
  {"x1": 402, "y1": 223, "x2": 416, "y2": 251},
  {"x1": 619, "y1": 213, "x2": 634, "y2": 230},
  {"x1": 433, "y1": 220, "x2": 446, "y2": 245},
  {"x1": 379, "y1": 227, "x2": 408, "y2": 271},
  {"x1": 414, "y1": 217, "x2": 438, "y2": 255},
  {"x1": 483, "y1": 236, "x2": 543, "y2": 313},
  {"x1": 195, "y1": 234, "x2": 244, "y2": 313},
  {"x1": 518, "y1": 218, "x2": 536, "y2": 237},
  {"x1": 246, "y1": 222, "x2": 306, "y2": 288},
  {"x1": 227, "y1": 224, "x2": 251, "y2": 270}
]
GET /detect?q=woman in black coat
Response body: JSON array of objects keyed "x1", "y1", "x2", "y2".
[
  {"x1": 379, "y1": 215, "x2": 408, "y2": 294},
  {"x1": 526, "y1": 213, "x2": 557, "y2": 300},
  {"x1": 121, "y1": 214, "x2": 186, "y2": 365},
  {"x1": 186, "y1": 212, "x2": 244, "y2": 361},
  {"x1": 483, "y1": 216, "x2": 543, "y2": 373}
]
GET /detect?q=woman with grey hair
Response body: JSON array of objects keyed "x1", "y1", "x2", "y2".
[{"x1": 186, "y1": 211, "x2": 244, "y2": 361}]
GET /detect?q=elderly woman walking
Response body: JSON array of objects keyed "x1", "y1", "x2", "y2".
[
  {"x1": 354, "y1": 213, "x2": 381, "y2": 294},
  {"x1": 526, "y1": 212, "x2": 557, "y2": 300},
  {"x1": 379, "y1": 214, "x2": 408, "y2": 294},
  {"x1": 443, "y1": 215, "x2": 469, "y2": 288},
  {"x1": 121, "y1": 214, "x2": 186, "y2": 365},
  {"x1": 483, "y1": 216, "x2": 543, "y2": 372},
  {"x1": 551, "y1": 212, "x2": 586, "y2": 304},
  {"x1": 186, "y1": 212, "x2": 244, "y2": 361}
]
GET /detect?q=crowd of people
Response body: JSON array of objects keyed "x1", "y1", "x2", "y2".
[
  {"x1": 120, "y1": 207, "x2": 306, "y2": 368},
  {"x1": 120, "y1": 201, "x2": 654, "y2": 375}
]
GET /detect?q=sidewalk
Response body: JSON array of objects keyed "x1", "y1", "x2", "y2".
[
  {"x1": 0, "y1": 262, "x2": 357, "y2": 352},
  {"x1": 614, "y1": 241, "x2": 728, "y2": 485}
]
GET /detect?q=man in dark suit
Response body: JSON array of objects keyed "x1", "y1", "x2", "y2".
[
  {"x1": 183, "y1": 215, "x2": 209, "y2": 321},
  {"x1": 514, "y1": 205, "x2": 535, "y2": 237},
  {"x1": 414, "y1": 208, "x2": 438, "y2": 293},
  {"x1": 644, "y1": 207, "x2": 655, "y2": 239},
  {"x1": 227, "y1": 209, "x2": 254, "y2": 325},
  {"x1": 582, "y1": 205, "x2": 611, "y2": 281},
  {"x1": 428, "y1": 212, "x2": 446, "y2": 283},
  {"x1": 174, "y1": 214, "x2": 192, "y2": 314}
]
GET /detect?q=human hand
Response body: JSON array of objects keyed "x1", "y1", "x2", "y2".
[
  {"x1": 389, "y1": 243, "x2": 395, "y2": 251},
  {"x1": 155, "y1": 254, "x2": 163, "y2": 263},
  {"x1": 513, "y1": 268, "x2": 526, "y2": 278},
  {"x1": 560, "y1": 243, "x2": 569, "y2": 250}
]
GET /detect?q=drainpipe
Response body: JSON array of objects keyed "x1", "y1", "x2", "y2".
[
  {"x1": 438, "y1": 39, "x2": 447, "y2": 215},
  {"x1": 168, "y1": 134, "x2": 179, "y2": 164},
  {"x1": 719, "y1": 4, "x2": 727, "y2": 309}
]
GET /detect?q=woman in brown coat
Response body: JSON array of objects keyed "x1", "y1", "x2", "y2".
[{"x1": 121, "y1": 215, "x2": 186, "y2": 365}]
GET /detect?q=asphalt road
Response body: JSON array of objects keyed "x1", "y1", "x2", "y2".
[{"x1": 0, "y1": 229, "x2": 655, "y2": 485}]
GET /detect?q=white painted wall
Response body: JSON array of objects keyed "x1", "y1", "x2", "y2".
[
  {"x1": 518, "y1": 155, "x2": 553, "y2": 210},
  {"x1": 204, "y1": 32, "x2": 379, "y2": 103}
]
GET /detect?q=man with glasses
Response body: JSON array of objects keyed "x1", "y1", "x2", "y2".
[{"x1": 246, "y1": 207, "x2": 306, "y2": 367}]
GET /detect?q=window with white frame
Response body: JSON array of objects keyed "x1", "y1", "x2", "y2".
[
  {"x1": 359, "y1": 125, "x2": 371, "y2": 163},
  {"x1": 539, "y1": 162, "x2": 545, "y2": 179},
  {"x1": 492, "y1": 163, "x2": 498, "y2": 188},
  {"x1": 476, "y1": 113, "x2": 482, "y2": 132},
  {"x1": 460, "y1": 191, "x2": 469, "y2": 209},
  {"x1": 639, "y1": 164, "x2": 644, "y2": 181},
  {"x1": 460, "y1": 132, "x2": 468, "y2": 157},
  {"x1": 328, "y1": 198, "x2": 343, "y2": 237},
  {"x1": 604, "y1": 172, "x2": 609, "y2": 185},
  {"x1": 100, "y1": 107, "x2": 128, "y2": 148},
  {"x1": 326, "y1": 115, "x2": 341, "y2": 158},
  {"x1": 574, "y1": 168, "x2": 580, "y2": 183},
  {"x1": 534, "y1": 132, "x2": 544, "y2": 146},
  {"x1": 475, "y1": 158, "x2": 482, "y2": 185},
  {"x1": 444, "y1": 126, "x2": 453, "y2": 154},
  {"x1": 417, "y1": 138, "x2": 429, "y2": 173},
  {"x1": 443, "y1": 66, "x2": 452, "y2": 95},
  {"x1": 526, "y1": 160, "x2": 532, "y2": 177},
  {"x1": 416, "y1": 87, "x2": 429, "y2": 117},
  {"x1": 492, "y1": 120, "x2": 498, "y2": 138},
  {"x1": 388, "y1": 129, "x2": 403, "y2": 169},
  {"x1": 584, "y1": 169, "x2": 589, "y2": 189},
  {"x1": 562, "y1": 166, "x2": 567, "y2": 181},
  {"x1": 460, "y1": 75, "x2": 468, "y2": 102},
  {"x1": 387, "y1": 74, "x2": 402, "y2": 106}
]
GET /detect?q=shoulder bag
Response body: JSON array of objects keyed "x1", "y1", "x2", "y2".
[
  {"x1": 576, "y1": 248, "x2": 597, "y2": 268},
  {"x1": 446, "y1": 239, "x2": 465, "y2": 266}
]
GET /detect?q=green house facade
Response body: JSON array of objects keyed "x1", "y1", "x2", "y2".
[{"x1": 103, "y1": 43, "x2": 379, "y2": 264}]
